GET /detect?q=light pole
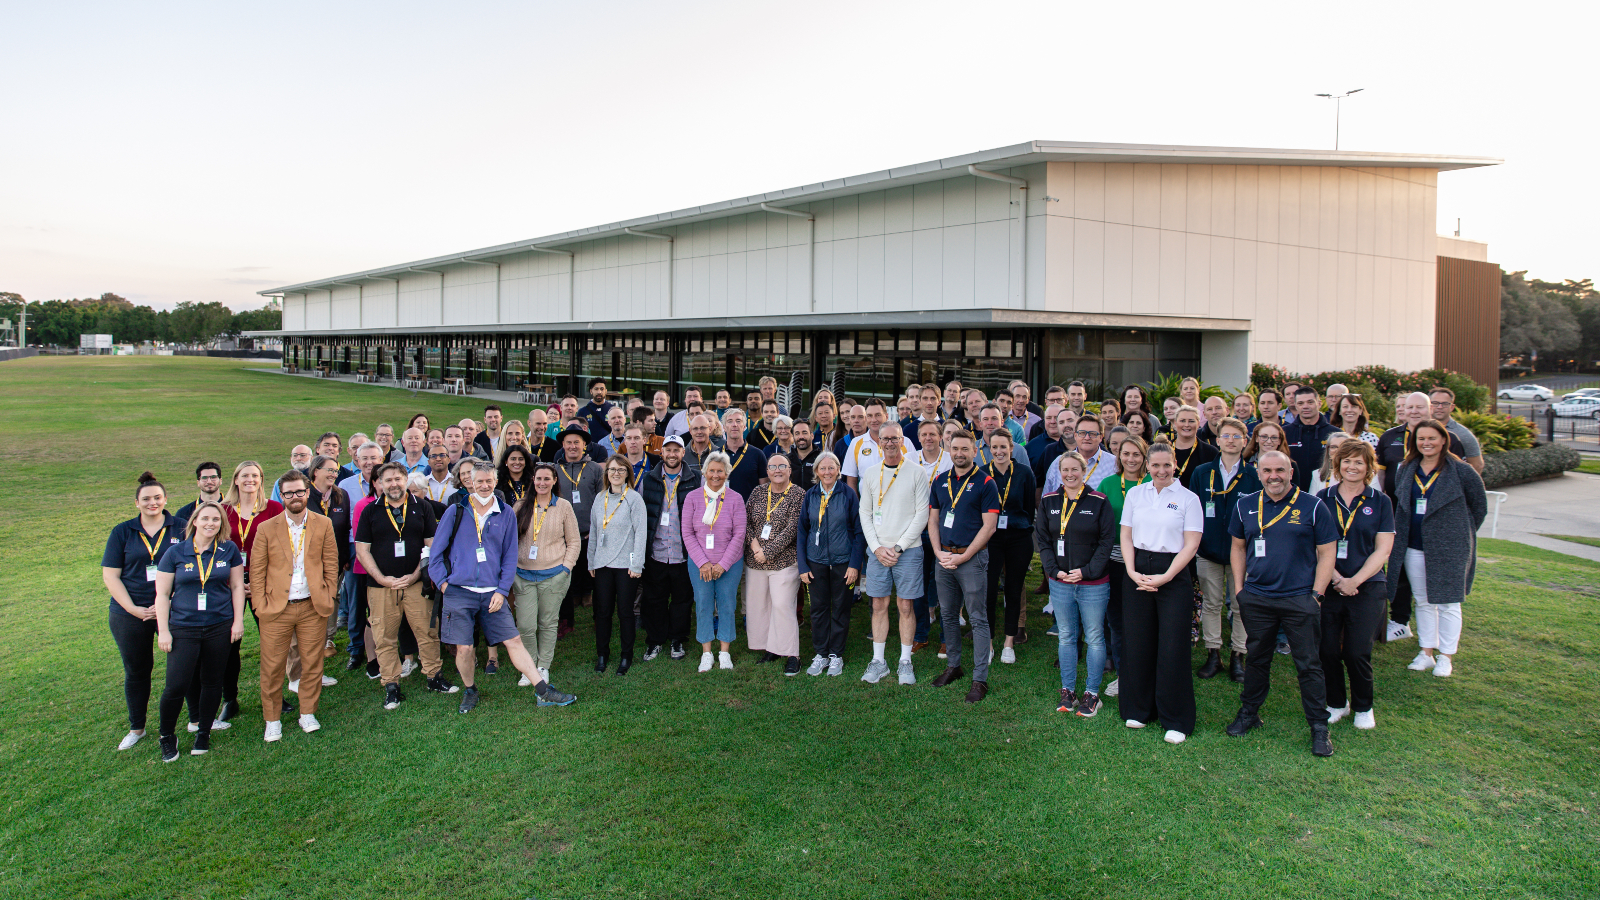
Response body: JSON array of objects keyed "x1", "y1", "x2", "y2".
[{"x1": 1314, "y1": 89, "x2": 1363, "y2": 150}]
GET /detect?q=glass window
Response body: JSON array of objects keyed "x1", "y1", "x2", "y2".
[
  {"x1": 505, "y1": 348, "x2": 529, "y2": 390},
  {"x1": 989, "y1": 331, "x2": 1012, "y2": 359},
  {"x1": 837, "y1": 333, "x2": 854, "y2": 355},
  {"x1": 919, "y1": 330, "x2": 939, "y2": 353},
  {"x1": 964, "y1": 330, "x2": 985, "y2": 357}
]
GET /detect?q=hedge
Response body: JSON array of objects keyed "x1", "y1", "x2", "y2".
[{"x1": 1480, "y1": 442, "x2": 1580, "y2": 489}]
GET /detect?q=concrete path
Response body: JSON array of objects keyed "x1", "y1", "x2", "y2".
[{"x1": 1480, "y1": 471, "x2": 1600, "y2": 562}]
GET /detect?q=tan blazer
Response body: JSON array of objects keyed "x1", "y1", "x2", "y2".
[{"x1": 249, "y1": 511, "x2": 340, "y2": 617}]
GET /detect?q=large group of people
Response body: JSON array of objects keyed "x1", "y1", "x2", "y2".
[{"x1": 104, "y1": 374, "x2": 1487, "y2": 762}]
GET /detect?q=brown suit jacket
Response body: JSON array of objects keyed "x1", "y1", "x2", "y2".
[{"x1": 249, "y1": 511, "x2": 340, "y2": 618}]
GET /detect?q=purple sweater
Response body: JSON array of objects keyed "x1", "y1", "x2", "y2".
[{"x1": 682, "y1": 488, "x2": 747, "y2": 571}]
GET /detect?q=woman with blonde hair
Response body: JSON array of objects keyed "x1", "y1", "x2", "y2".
[{"x1": 219, "y1": 460, "x2": 282, "y2": 721}]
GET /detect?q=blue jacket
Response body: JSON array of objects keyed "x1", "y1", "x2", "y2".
[
  {"x1": 1190, "y1": 459, "x2": 1263, "y2": 565},
  {"x1": 796, "y1": 483, "x2": 867, "y2": 574},
  {"x1": 427, "y1": 495, "x2": 519, "y2": 594}
]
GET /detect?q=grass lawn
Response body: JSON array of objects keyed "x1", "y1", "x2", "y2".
[
  {"x1": 3, "y1": 356, "x2": 1598, "y2": 900},
  {"x1": 1576, "y1": 458, "x2": 1600, "y2": 476},
  {"x1": 1542, "y1": 534, "x2": 1600, "y2": 549}
]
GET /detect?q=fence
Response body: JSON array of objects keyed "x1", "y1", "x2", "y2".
[{"x1": 1503, "y1": 404, "x2": 1600, "y2": 447}]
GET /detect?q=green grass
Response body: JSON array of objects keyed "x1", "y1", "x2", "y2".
[
  {"x1": 1576, "y1": 458, "x2": 1600, "y2": 476},
  {"x1": 3, "y1": 356, "x2": 1599, "y2": 900},
  {"x1": 1542, "y1": 533, "x2": 1600, "y2": 549}
]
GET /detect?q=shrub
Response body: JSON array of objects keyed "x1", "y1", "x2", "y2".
[
  {"x1": 1143, "y1": 371, "x2": 1232, "y2": 413},
  {"x1": 1251, "y1": 362, "x2": 1290, "y2": 392},
  {"x1": 1480, "y1": 442, "x2": 1580, "y2": 489},
  {"x1": 1454, "y1": 411, "x2": 1536, "y2": 453},
  {"x1": 1418, "y1": 368, "x2": 1488, "y2": 413}
]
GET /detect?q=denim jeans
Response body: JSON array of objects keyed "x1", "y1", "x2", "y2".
[
  {"x1": 338, "y1": 570, "x2": 362, "y2": 655},
  {"x1": 1050, "y1": 580, "x2": 1110, "y2": 694},
  {"x1": 691, "y1": 559, "x2": 744, "y2": 645}
]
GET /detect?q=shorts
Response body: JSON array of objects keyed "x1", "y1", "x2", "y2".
[
  {"x1": 862, "y1": 544, "x2": 924, "y2": 599},
  {"x1": 440, "y1": 585, "x2": 520, "y2": 646}
]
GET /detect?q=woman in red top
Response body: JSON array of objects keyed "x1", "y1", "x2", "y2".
[{"x1": 213, "y1": 461, "x2": 283, "y2": 721}]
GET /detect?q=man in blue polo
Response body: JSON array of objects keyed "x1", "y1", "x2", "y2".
[
  {"x1": 578, "y1": 379, "x2": 615, "y2": 440},
  {"x1": 429, "y1": 463, "x2": 576, "y2": 713},
  {"x1": 1282, "y1": 387, "x2": 1337, "y2": 491},
  {"x1": 927, "y1": 430, "x2": 1001, "y2": 703},
  {"x1": 1225, "y1": 450, "x2": 1338, "y2": 757}
]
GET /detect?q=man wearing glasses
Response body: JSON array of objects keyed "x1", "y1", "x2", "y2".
[
  {"x1": 176, "y1": 462, "x2": 224, "y2": 521},
  {"x1": 1041, "y1": 415, "x2": 1115, "y2": 496},
  {"x1": 1428, "y1": 387, "x2": 1485, "y2": 474},
  {"x1": 857, "y1": 423, "x2": 932, "y2": 686}
]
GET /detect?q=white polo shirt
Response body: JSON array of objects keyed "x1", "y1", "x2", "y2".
[
  {"x1": 841, "y1": 434, "x2": 882, "y2": 479},
  {"x1": 913, "y1": 447, "x2": 953, "y2": 479},
  {"x1": 1119, "y1": 480, "x2": 1204, "y2": 553}
]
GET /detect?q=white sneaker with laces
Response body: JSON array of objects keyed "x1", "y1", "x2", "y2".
[
  {"x1": 1000, "y1": 646, "x2": 1017, "y2": 664},
  {"x1": 897, "y1": 659, "x2": 916, "y2": 685},
  {"x1": 1354, "y1": 710, "x2": 1376, "y2": 730},
  {"x1": 1433, "y1": 655, "x2": 1453, "y2": 677},
  {"x1": 518, "y1": 674, "x2": 532, "y2": 687},
  {"x1": 117, "y1": 731, "x2": 144, "y2": 751},
  {"x1": 827, "y1": 655, "x2": 844, "y2": 677},
  {"x1": 288, "y1": 679, "x2": 300, "y2": 693},
  {"x1": 1125, "y1": 719, "x2": 1146, "y2": 729},
  {"x1": 400, "y1": 658, "x2": 417, "y2": 679},
  {"x1": 187, "y1": 722, "x2": 200, "y2": 734},
  {"x1": 861, "y1": 659, "x2": 890, "y2": 683},
  {"x1": 718, "y1": 651, "x2": 734, "y2": 670},
  {"x1": 321, "y1": 674, "x2": 338, "y2": 686},
  {"x1": 264, "y1": 720, "x2": 283, "y2": 742},
  {"x1": 1387, "y1": 620, "x2": 1414, "y2": 641},
  {"x1": 806, "y1": 654, "x2": 828, "y2": 676},
  {"x1": 1163, "y1": 730, "x2": 1187, "y2": 745},
  {"x1": 1407, "y1": 651, "x2": 1436, "y2": 672},
  {"x1": 210, "y1": 719, "x2": 231, "y2": 731},
  {"x1": 539, "y1": 667, "x2": 549, "y2": 683},
  {"x1": 698, "y1": 652, "x2": 714, "y2": 673},
  {"x1": 1326, "y1": 705, "x2": 1351, "y2": 725},
  {"x1": 1104, "y1": 678, "x2": 1120, "y2": 697},
  {"x1": 298, "y1": 713, "x2": 321, "y2": 733}
]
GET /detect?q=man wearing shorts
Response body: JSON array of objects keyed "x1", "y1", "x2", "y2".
[
  {"x1": 857, "y1": 423, "x2": 931, "y2": 685},
  {"x1": 428, "y1": 464, "x2": 576, "y2": 713}
]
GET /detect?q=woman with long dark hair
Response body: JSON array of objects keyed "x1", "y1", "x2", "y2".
[
  {"x1": 511, "y1": 463, "x2": 580, "y2": 685},
  {"x1": 1121, "y1": 384, "x2": 1154, "y2": 426},
  {"x1": 497, "y1": 445, "x2": 536, "y2": 509},
  {"x1": 1122, "y1": 411, "x2": 1156, "y2": 444}
]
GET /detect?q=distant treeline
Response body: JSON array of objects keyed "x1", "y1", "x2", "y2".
[{"x1": 0, "y1": 292, "x2": 281, "y2": 346}]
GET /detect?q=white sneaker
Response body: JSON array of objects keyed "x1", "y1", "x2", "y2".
[
  {"x1": 1042, "y1": 603, "x2": 1053, "y2": 616},
  {"x1": 827, "y1": 655, "x2": 844, "y2": 677},
  {"x1": 1125, "y1": 719, "x2": 1146, "y2": 729},
  {"x1": 897, "y1": 659, "x2": 916, "y2": 685},
  {"x1": 320, "y1": 674, "x2": 338, "y2": 686},
  {"x1": 718, "y1": 651, "x2": 733, "y2": 670},
  {"x1": 698, "y1": 652, "x2": 714, "y2": 673},
  {"x1": 1387, "y1": 620, "x2": 1414, "y2": 641},
  {"x1": 1104, "y1": 678, "x2": 1120, "y2": 697},
  {"x1": 538, "y1": 667, "x2": 549, "y2": 683},
  {"x1": 861, "y1": 659, "x2": 890, "y2": 684},
  {"x1": 1000, "y1": 646, "x2": 1017, "y2": 664},
  {"x1": 186, "y1": 722, "x2": 200, "y2": 733},
  {"x1": 298, "y1": 713, "x2": 321, "y2": 733},
  {"x1": 1326, "y1": 705, "x2": 1351, "y2": 725},
  {"x1": 264, "y1": 720, "x2": 283, "y2": 742},
  {"x1": 518, "y1": 673, "x2": 532, "y2": 687},
  {"x1": 1354, "y1": 709, "x2": 1376, "y2": 730},
  {"x1": 1163, "y1": 730, "x2": 1187, "y2": 745},
  {"x1": 1433, "y1": 655, "x2": 1453, "y2": 677},
  {"x1": 1407, "y1": 651, "x2": 1436, "y2": 672},
  {"x1": 400, "y1": 658, "x2": 418, "y2": 679},
  {"x1": 806, "y1": 654, "x2": 828, "y2": 676},
  {"x1": 209, "y1": 719, "x2": 231, "y2": 731},
  {"x1": 117, "y1": 731, "x2": 144, "y2": 751},
  {"x1": 288, "y1": 679, "x2": 300, "y2": 693}
]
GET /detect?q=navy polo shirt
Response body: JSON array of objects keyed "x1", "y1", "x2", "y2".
[
  {"x1": 157, "y1": 539, "x2": 243, "y2": 628},
  {"x1": 1227, "y1": 487, "x2": 1339, "y2": 598},
  {"x1": 1317, "y1": 485, "x2": 1396, "y2": 581},
  {"x1": 722, "y1": 443, "x2": 766, "y2": 500},
  {"x1": 102, "y1": 514, "x2": 188, "y2": 608},
  {"x1": 932, "y1": 467, "x2": 1001, "y2": 548}
]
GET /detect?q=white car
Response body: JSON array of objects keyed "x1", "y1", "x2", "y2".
[
  {"x1": 1561, "y1": 388, "x2": 1600, "y2": 402},
  {"x1": 1551, "y1": 396, "x2": 1600, "y2": 418},
  {"x1": 1499, "y1": 385, "x2": 1554, "y2": 402}
]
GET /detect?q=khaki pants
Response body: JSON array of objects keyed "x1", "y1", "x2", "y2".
[
  {"x1": 513, "y1": 571, "x2": 570, "y2": 670},
  {"x1": 745, "y1": 565, "x2": 801, "y2": 658},
  {"x1": 1197, "y1": 558, "x2": 1246, "y2": 653},
  {"x1": 260, "y1": 601, "x2": 329, "y2": 720},
  {"x1": 368, "y1": 583, "x2": 442, "y2": 686}
]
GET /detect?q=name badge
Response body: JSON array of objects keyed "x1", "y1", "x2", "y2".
[
  {"x1": 393, "y1": 541, "x2": 405, "y2": 556},
  {"x1": 196, "y1": 591, "x2": 207, "y2": 611},
  {"x1": 420, "y1": 547, "x2": 430, "y2": 559},
  {"x1": 997, "y1": 515, "x2": 1009, "y2": 529},
  {"x1": 475, "y1": 546, "x2": 487, "y2": 563},
  {"x1": 145, "y1": 565, "x2": 158, "y2": 582},
  {"x1": 1336, "y1": 540, "x2": 1349, "y2": 560},
  {"x1": 1056, "y1": 539, "x2": 1065, "y2": 556},
  {"x1": 705, "y1": 534, "x2": 715, "y2": 550},
  {"x1": 760, "y1": 524, "x2": 772, "y2": 540},
  {"x1": 943, "y1": 512, "x2": 955, "y2": 529},
  {"x1": 660, "y1": 512, "x2": 671, "y2": 527},
  {"x1": 629, "y1": 552, "x2": 636, "y2": 567},
  {"x1": 815, "y1": 530, "x2": 822, "y2": 545},
  {"x1": 1205, "y1": 502, "x2": 1216, "y2": 518},
  {"x1": 1254, "y1": 538, "x2": 1267, "y2": 558},
  {"x1": 571, "y1": 492, "x2": 581, "y2": 504},
  {"x1": 528, "y1": 545, "x2": 539, "y2": 560},
  {"x1": 1415, "y1": 498, "x2": 1427, "y2": 515},
  {"x1": 873, "y1": 511, "x2": 883, "y2": 526},
  {"x1": 239, "y1": 551, "x2": 247, "y2": 566}
]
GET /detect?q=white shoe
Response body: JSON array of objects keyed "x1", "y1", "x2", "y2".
[
  {"x1": 117, "y1": 731, "x2": 144, "y2": 751},
  {"x1": 320, "y1": 674, "x2": 338, "y2": 686},
  {"x1": 186, "y1": 722, "x2": 200, "y2": 733},
  {"x1": 1407, "y1": 651, "x2": 1436, "y2": 672},
  {"x1": 518, "y1": 674, "x2": 532, "y2": 687},
  {"x1": 827, "y1": 655, "x2": 844, "y2": 677},
  {"x1": 264, "y1": 720, "x2": 283, "y2": 742},
  {"x1": 718, "y1": 651, "x2": 734, "y2": 670},
  {"x1": 1433, "y1": 655, "x2": 1453, "y2": 677},
  {"x1": 1326, "y1": 705, "x2": 1351, "y2": 725},
  {"x1": 539, "y1": 667, "x2": 549, "y2": 683},
  {"x1": 288, "y1": 679, "x2": 300, "y2": 693},
  {"x1": 1354, "y1": 709, "x2": 1376, "y2": 730},
  {"x1": 400, "y1": 658, "x2": 418, "y2": 679},
  {"x1": 1042, "y1": 603, "x2": 1053, "y2": 616},
  {"x1": 1163, "y1": 730, "x2": 1187, "y2": 745},
  {"x1": 806, "y1": 654, "x2": 828, "y2": 676},
  {"x1": 960, "y1": 611, "x2": 968, "y2": 627},
  {"x1": 1387, "y1": 620, "x2": 1414, "y2": 641},
  {"x1": 1104, "y1": 678, "x2": 1120, "y2": 697},
  {"x1": 210, "y1": 719, "x2": 231, "y2": 731},
  {"x1": 861, "y1": 659, "x2": 891, "y2": 684},
  {"x1": 298, "y1": 713, "x2": 321, "y2": 733},
  {"x1": 1125, "y1": 719, "x2": 1146, "y2": 729},
  {"x1": 698, "y1": 652, "x2": 714, "y2": 673},
  {"x1": 1000, "y1": 646, "x2": 1017, "y2": 664}
]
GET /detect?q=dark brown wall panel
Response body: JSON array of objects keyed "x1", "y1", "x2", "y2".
[{"x1": 1436, "y1": 256, "x2": 1501, "y2": 409}]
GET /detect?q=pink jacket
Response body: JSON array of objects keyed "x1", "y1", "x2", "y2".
[{"x1": 682, "y1": 488, "x2": 747, "y2": 571}]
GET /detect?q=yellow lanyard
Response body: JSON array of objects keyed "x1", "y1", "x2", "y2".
[
  {"x1": 137, "y1": 523, "x2": 168, "y2": 562},
  {"x1": 664, "y1": 473, "x2": 679, "y2": 509},
  {"x1": 287, "y1": 517, "x2": 306, "y2": 563},
  {"x1": 1059, "y1": 488, "x2": 1083, "y2": 540},
  {"x1": 988, "y1": 463, "x2": 1013, "y2": 510},
  {"x1": 1176, "y1": 445, "x2": 1196, "y2": 479},
  {"x1": 384, "y1": 500, "x2": 407, "y2": 538},
  {"x1": 1084, "y1": 454, "x2": 1103, "y2": 486},
  {"x1": 1209, "y1": 465, "x2": 1244, "y2": 498},
  {"x1": 1414, "y1": 467, "x2": 1440, "y2": 496},
  {"x1": 1256, "y1": 487, "x2": 1300, "y2": 534},
  {"x1": 471, "y1": 497, "x2": 494, "y2": 545},
  {"x1": 559, "y1": 462, "x2": 588, "y2": 490},
  {"x1": 528, "y1": 498, "x2": 550, "y2": 540},
  {"x1": 428, "y1": 479, "x2": 449, "y2": 502},
  {"x1": 703, "y1": 490, "x2": 725, "y2": 525},
  {"x1": 195, "y1": 538, "x2": 220, "y2": 585},
  {"x1": 235, "y1": 497, "x2": 264, "y2": 546},
  {"x1": 765, "y1": 484, "x2": 791, "y2": 523},
  {"x1": 318, "y1": 491, "x2": 331, "y2": 517},
  {"x1": 629, "y1": 459, "x2": 646, "y2": 489},
  {"x1": 1333, "y1": 489, "x2": 1365, "y2": 538},
  {"x1": 876, "y1": 464, "x2": 901, "y2": 508},
  {"x1": 817, "y1": 486, "x2": 833, "y2": 526},
  {"x1": 729, "y1": 444, "x2": 749, "y2": 472},
  {"x1": 601, "y1": 490, "x2": 625, "y2": 530},
  {"x1": 510, "y1": 481, "x2": 528, "y2": 502},
  {"x1": 945, "y1": 467, "x2": 979, "y2": 511}
]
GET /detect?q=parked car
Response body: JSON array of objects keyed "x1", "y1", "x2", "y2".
[
  {"x1": 1499, "y1": 385, "x2": 1555, "y2": 401},
  {"x1": 1551, "y1": 396, "x2": 1600, "y2": 418},
  {"x1": 1561, "y1": 387, "x2": 1600, "y2": 402}
]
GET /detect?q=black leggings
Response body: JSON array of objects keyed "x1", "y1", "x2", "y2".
[
  {"x1": 592, "y1": 567, "x2": 637, "y2": 658},
  {"x1": 109, "y1": 605, "x2": 158, "y2": 731},
  {"x1": 160, "y1": 622, "x2": 233, "y2": 738},
  {"x1": 984, "y1": 529, "x2": 1033, "y2": 638}
]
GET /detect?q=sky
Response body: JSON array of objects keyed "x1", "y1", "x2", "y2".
[{"x1": 3, "y1": 0, "x2": 1594, "y2": 312}]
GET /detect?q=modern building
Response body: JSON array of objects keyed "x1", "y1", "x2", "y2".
[{"x1": 256, "y1": 140, "x2": 1500, "y2": 404}]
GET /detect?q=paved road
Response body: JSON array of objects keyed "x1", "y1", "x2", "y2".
[{"x1": 1481, "y1": 471, "x2": 1600, "y2": 562}]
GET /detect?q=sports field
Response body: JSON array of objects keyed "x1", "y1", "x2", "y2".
[{"x1": 1, "y1": 355, "x2": 1596, "y2": 900}]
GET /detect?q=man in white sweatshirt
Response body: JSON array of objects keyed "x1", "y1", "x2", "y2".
[{"x1": 857, "y1": 423, "x2": 931, "y2": 686}]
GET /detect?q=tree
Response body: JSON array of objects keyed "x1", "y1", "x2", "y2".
[
  {"x1": 233, "y1": 304, "x2": 282, "y2": 334},
  {"x1": 1501, "y1": 270, "x2": 1580, "y2": 366}
]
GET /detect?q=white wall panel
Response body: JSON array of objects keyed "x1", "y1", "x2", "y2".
[{"x1": 330, "y1": 286, "x2": 360, "y2": 330}]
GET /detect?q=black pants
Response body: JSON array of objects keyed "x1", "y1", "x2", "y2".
[
  {"x1": 641, "y1": 556, "x2": 694, "y2": 646},
  {"x1": 109, "y1": 605, "x2": 158, "y2": 731},
  {"x1": 1239, "y1": 590, "x2": 1328, "y2": 725},
  {"x1": 1388, "y1": 579, "x2": 1414, "y2": 633},
  {"x1": 592, "y1": 567, "x2": 637, "y2": 658},
  {"x1": 807, "y1": 562, "x2": 853, "y2": 657},
  {"x1": 1106, "y1": 560, "x2": 1124, "y2": 670},
  {"x1": 160, "y1": 622, "x2": 232, "y2": 738},
  {"x1": 985, "y1": 529, "x2": 1032, "y2": 638},
  {"x1": 561, "y1": 536, "x2": 592, "y2": 626},
  {"x1": 1118, "y1": 550, "x2": 1195, "y2": 735},
  {"x1": 1321, "y1": 582, "x2": 1385, "y2": 713}
]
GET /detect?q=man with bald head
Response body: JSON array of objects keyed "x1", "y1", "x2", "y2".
[
  {"x1": 270, "y1": 444, "x2": 315, "y2": 502},
  {"x1": 683, "y1": 413, "x2": 719, "y2": 473},
  {"x1": 395, "y1": 428, "x2": 428, "y2": 475},
  {"x1": 457, "y1": 419, "x2": 489, "y2": 460}
]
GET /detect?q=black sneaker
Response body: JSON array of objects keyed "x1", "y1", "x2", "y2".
[
  {"x1": 643, "y1": 644, "x2": 662, "y2": 661},
  {"x1": 366, "y1": 659, "x2": 381, "y2": 679},
  {"x1": 536, "y1": 684, "x2": 576, "y2": 707},
  {"x1": 190, "y1": 732, "x2": 211, "y2": 755},
  {"x1": 281, "y1": 696, "x2": 296, "y2": 713},
  {"x1": 1075, "y1": 691, "x2": 1102, "y2": 718},
  {"x1": 783, "y1": 657, "x2": 801, "y2": 676},
  {"x1": 160, "y1": 735, "x2": 179, "y2": 763},
  {"x1": 1056, "y1": 689, "x2": 1078, "y2": 712},
  {"x1": 383, "y1": 684, "x2": 403, "y2": 710},
  {"x1": 670, "y1": 641, "x2": 686, "y2": 660},
  {"x1": 458, "y1": 686, "x2": 479, "y2": 714},
  {"x1": 1226, "y1": 708, "x2": 1264, "y2": 737},
  {"x1": 485, "y1": 659, "x2": 499, "y2": 675},
  {"x1": 1311, "y1": 724, "x2": 1334, "y2": 758},
  {"x1": 217, "y1": 699, "x2": 240, "y2": 722},
  {"x1": 757, "y1": 650, "x2": 779, "y2": 665},
  {"x1": 426, "y1": 674, "x2": 460, "y2": 694},
  {"x1": 345, "y1": 656, "x2": 364, "y2": 672}
]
